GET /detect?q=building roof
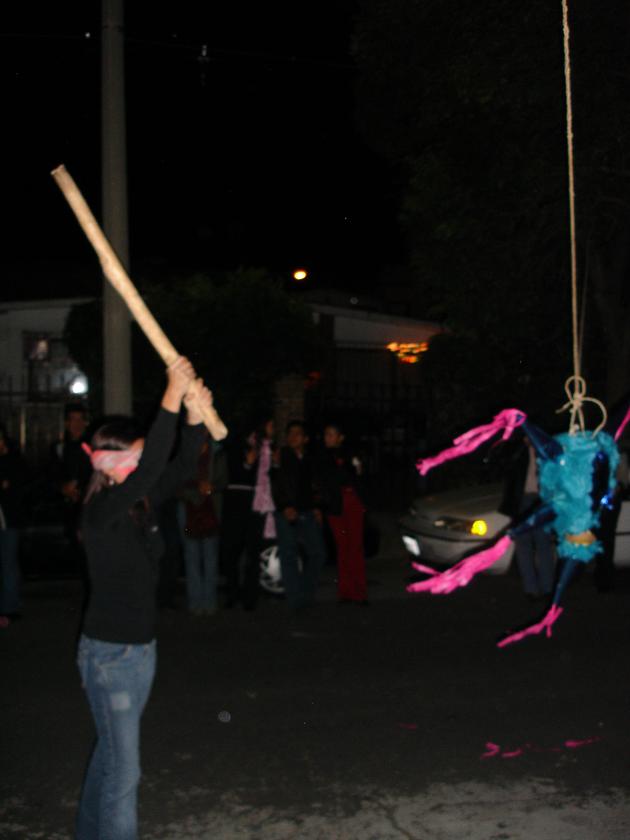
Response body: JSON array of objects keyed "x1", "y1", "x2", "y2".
[{"x1": 310, "y1": 302, "x2": 442, "y2": 349}]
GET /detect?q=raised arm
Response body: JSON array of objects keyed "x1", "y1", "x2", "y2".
[
  {"x1": 149, "y1": 383, "x2": 214, "y2": 507},
  {"x1": 84, "y1": 358, "x2": 195, "y2": 528}
]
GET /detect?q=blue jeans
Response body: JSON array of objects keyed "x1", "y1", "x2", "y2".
[
  {"x1": 275, "y1": 511, "x2": 326, "y2": 609},
  {"x1": 76, "y1": 635, "x2": 156, "y2": 840},
  {"x1": 177, "y1": 503, "x2": 219, "y2": 611},
  {"x1": 0, "y1": 528, "x2": 20, "y2": 615}
]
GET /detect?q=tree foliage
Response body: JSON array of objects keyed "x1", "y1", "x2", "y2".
[
  {"x1": 354, "y1": 0, "x2": 630, "y2": 441},
  {"x1": 64, "y1": 269, "x2": 324, "y2": 426}
]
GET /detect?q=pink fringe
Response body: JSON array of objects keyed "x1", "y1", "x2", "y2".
[
  {"x1": 615, "y1": 407, "x2": 630, "y2": 441},
  {"x1": 416, "y1": 409, "x2": 526, "y2": 476},
  {"x1": 481, "y1": 736, "x2": 600, "y2": 760},
  {"x1": 411, "y1": 562, "x2": 440, "y2": 576},
  {"x1": 497, "y1": 604, "x2": 564, "y2": 648},
  {"x1": 407, "y1": 535, "x2": 513, "y2": 595},
  {"x1": 480, "y1": 742, "x2": 501, "y2": 759}
]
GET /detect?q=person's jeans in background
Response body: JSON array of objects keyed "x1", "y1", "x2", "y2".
[
  {"x1": 76, "y1": 635, "x2": 156, "y2": 840},
  {"x1": 515, "y1": 493, "x2": 556, "y2": 596},
  {"x1": 177, "y1": 503, "x2": 219, "y2": 612},
  {"x1": 275, "y1": 510, "x2": 326, "y2": 609}
]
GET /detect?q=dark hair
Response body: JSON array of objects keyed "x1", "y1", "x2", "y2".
[
  {"x1": 83, "y1": 416, "x2": 144, "y2": 503},
  {"x1": 90, "y1": 417, "x2": 143, "y2": 451},
  {"x1": 324, "y1": 421, "x2": 344, "y2": 435},
  {"x1": 286, "y1": 419, "x2": 307, "y2": 434},
  {"x1": 64, "y1": 402, "x2": 88, "y2": 420},
  {"x1": 254, "y1": 417, "x2": 274, "y2": 440}
]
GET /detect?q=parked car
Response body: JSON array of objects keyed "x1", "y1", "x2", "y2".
[{"x1": 399, "y1": 483, "x2": 630, "y2": 574}]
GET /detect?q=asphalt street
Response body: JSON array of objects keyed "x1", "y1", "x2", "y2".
[{"x1": 2, "y1": 531, "x2": 630, "y2": 839}]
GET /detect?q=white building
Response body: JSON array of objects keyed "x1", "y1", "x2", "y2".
[{"x1": 0, "y1": 297, "x2": 91, "y2": 399}]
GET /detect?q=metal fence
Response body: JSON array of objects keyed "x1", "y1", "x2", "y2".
[
  {"x1": 305, "y1": 349, "x2": 428, "y2": 509},
  {"x1": 0, "y1": 394, "x2": 66, "y2": 464}
]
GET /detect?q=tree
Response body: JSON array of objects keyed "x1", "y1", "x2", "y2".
[
  {"x1": 64, "y1": 268, "x2": 324, "y2": 426},
  {"x1": 353, "y1": 0, "x2": 630, "y2": 441}
]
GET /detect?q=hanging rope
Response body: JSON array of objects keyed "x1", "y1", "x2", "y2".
[
  {"x1": 557, "y1": 375, "x2": 608, "y2": 435},
  {"x1": 561, "y1": 0, "x2": 579, "y2": 383},
  {"x1": 556, "y1": 0, "x2": 607, "y2": 435}
]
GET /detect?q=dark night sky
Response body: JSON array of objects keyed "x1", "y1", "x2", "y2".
[{"x1": 4, "y1": 2, "x2": 402, "y2": 295}]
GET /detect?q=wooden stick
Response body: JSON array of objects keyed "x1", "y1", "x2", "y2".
[{"x1": 51, "y1": 164, "x2": 228, "y2": 440}]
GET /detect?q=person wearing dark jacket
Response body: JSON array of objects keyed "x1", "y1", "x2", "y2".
[
  {"x1": 49, "y1": 403, "x2": 92, "y2": 582},
  {"x1": 316, "y1": 423, "x2": 367, "y2": 604},
  {"x1": 221, "y1": 419, "x2": 275, "y2": 610},
  {"x1": 177, "y1": 434, "x2": 228, "y2": 614},
  {"x1": 499, "y1": 435, "x2": 555, "y2": 599},
  {"x1": 0, "y1": 424, "x2": 26, "y2": 624},
  {"x1": 75, "y1": 358, "x2": 205, "y2": 840},
  {"x1": 271, "y1": 420, "x2": 326, "y2": 610}
]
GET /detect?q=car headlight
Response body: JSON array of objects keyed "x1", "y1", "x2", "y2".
[
  {"x1": 433, "y1": 516, "x2": 489, "y2": 536},
  {"x1": 470, "y1": 519, "x2": 488, "y2": 536}
]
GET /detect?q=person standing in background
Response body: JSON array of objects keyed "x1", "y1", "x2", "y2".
[
  {"x1": 50, "y1": 403, "x2": 92, "y2": 579},
  {"x1": 500, "y1": 435, "x2": 556, "y2": 600},
  {"x1": 272, "y1": 420, "x2": 326, "y2": 611},
  {"x1": 221, "y1": 419, "x2": 275, "y2": 611},
  {"x1": 316, "y1": 422, "x2": 368, "y2": 605},
  {"x1": 0, "y1": 423, "x2": 26, "y2": 626},
  {"x1": 178, "y1": 434, "x2": 228, "y2": 615}
]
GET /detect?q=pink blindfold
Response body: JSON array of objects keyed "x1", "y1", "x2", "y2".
[{"x1": 82, "y1": 442, "x2": 142, "y2": 478}]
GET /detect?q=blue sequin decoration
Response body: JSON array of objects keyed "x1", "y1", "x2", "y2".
[{"x1": 538, "y1": 431, "x2": 619, "y2": 562}]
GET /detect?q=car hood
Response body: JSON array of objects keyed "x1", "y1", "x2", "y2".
[{"x1": 410, "y1": 484, "x2": 503, "y2": 519}]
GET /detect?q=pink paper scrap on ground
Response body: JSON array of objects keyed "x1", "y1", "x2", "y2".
[{"x1": 481, "y1": 736, "x2": 602, "y2": 760}]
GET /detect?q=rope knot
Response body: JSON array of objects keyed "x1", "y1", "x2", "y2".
[{"x1": 556, "y1": 375, "x2": 607, "y2": 435}]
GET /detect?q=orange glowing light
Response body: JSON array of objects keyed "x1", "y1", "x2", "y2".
[
  {"x1": 386, "y1": 341, "x2": 429, "y2": 363},
  {"x1": 293, "y1": 269, "x2": 308, "y2": 281}
]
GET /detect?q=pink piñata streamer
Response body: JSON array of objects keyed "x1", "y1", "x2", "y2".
[
  {"x1": 614, "y1": 406, "x2": 630, "y2": 441},
  {"x1": 480, "y1": 742, "x2": 501, "y2": 759},
  {"x1": 411, "y1": 562, "x2": 440, "y2": 576},
  {"x1": 564, "y1": 737, "x2": 601, "y2": 748},
  {"x1": 406, "y1": 535, "x2": 513, "y2": 595},
  {"x1": 416, "y1": 409, "x2": 526, "y2": 476},
  {"x1": 481, "y1": 736, "x2": 601, "y2": 760},
  {"x1": 497, "y1": 604, "x2": 564, "y2": 648}
]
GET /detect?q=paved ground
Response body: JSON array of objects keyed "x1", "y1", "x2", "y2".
[{"x1": 2, "y1": 522, "x2": 630, "y2": 839}]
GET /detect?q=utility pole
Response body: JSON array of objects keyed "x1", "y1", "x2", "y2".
[{"x1": 101, "y1": 0, "x2": 132, "y2": 413}]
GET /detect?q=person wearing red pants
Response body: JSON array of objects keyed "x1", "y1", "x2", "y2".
[{"x1": 316, "y1": 423, "x2": 368, "y2": 604}]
